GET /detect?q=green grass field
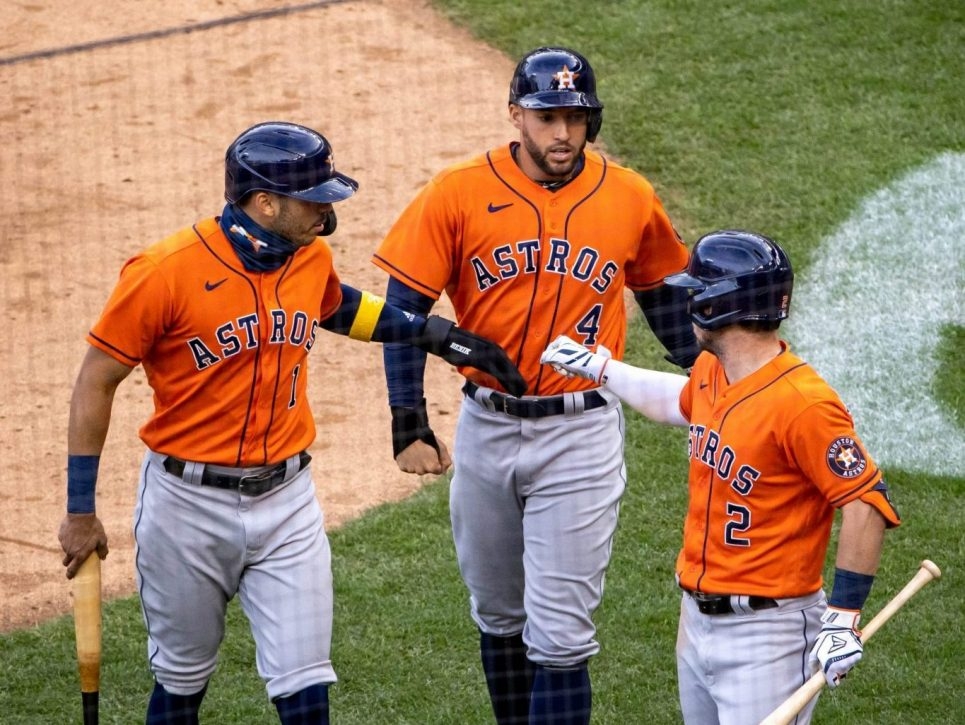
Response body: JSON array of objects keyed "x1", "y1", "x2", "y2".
[{"x1": 2, "y1": 0, "x2": 962, "y2": 722}]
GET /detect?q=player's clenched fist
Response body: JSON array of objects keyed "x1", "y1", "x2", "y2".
[
  {"x1": 808, "y1": 606, "x2": 864, "y2": 687},
  {"x1": 540, "y1": 335, "x2": 611, "y2": 384}
]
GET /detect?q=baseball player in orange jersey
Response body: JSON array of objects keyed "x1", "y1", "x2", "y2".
[
  {"x1": 372, "y1": 48, "x2": 699, "y2": 724},
  {"x1": 542, "y1": 230, "x2": 901, "y2": 724},
  {"x1": 57, "y1": 121, "x2": 524, "y2": 725}
]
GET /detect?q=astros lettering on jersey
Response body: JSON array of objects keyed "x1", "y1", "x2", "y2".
[
  {"x1": 677, "y1": 344, "x2": 901, "y2": 597},
  {"x1": 88, "y1": 218, "x2": 341, "y2": 466},
  {"x1": 373, "y1": 144, "x2": 689, "y2": 396}
]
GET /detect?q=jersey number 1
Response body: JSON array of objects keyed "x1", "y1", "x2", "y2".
[{"x1": 288, "y1": 364, "x2": 301, "y2": 409}]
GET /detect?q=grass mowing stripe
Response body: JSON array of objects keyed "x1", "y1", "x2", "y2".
[{"x1": 786, "y1": 152, "x2": 965, "y2": 477}]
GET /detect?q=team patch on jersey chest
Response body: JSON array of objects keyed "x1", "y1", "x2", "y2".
[{"x1": 826, "y1": 436, "x2": 868, "y2": 478}]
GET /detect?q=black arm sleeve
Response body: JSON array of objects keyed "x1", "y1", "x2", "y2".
[
  {"x1": 384, "y1": 279, "x2": 435, "y2": 408},
  {"x1": 634, "y1": 284, "x2": 700, "y2": 369},
  {"x1": 319, "y1": 284, "x2": 365, "y2": 335},
  {"x1": 320, "y1": 283, "x2": 427, "y2": 342}
]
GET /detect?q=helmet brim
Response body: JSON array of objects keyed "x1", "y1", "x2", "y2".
[
  {"x1": 663, "y1": 271, "x2": 704, "y2": 289},
  {"x1": 514, "y1": 91, "x2": 603, "y2": 109},
  {"x1": 288, "y1": 172, "x2": 359, "y2": 204}
]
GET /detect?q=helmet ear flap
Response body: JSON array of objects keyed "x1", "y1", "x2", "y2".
[
  {"x1": 320, "y1": 210, "x2": 337, "y2": 236},
  {"x1": 587, "y1": 110, "x2": 603, "y2": 142}
]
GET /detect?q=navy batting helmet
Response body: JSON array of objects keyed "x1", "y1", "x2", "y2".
[
  {"x1": 664, "y1": 230, "x2": 793, "y2": 331},
  {"x1": 509, "y1": 47, "x2": 604, "y2": 142},
  {"x1": 224, "y1": 122, "x2": 359, "y2": 205}
]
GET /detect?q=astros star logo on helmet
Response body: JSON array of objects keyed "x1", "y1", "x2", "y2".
[{"x1": 553, "y1": 65, "x2": 579, "y2": 89}]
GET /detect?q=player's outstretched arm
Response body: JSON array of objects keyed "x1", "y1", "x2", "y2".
[
  {"x1": 321, "y1": 284, "x2": 525, "y2": 396},
  {"x1": 540, "y1": 335, "x2": 688, "y2": 426},
  {"x1": 322, "y1": 283, "x2": 525, "y2": 474}
]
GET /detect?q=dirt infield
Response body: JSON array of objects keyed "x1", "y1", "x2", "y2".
[{"x1": 0, "y1": 0, "x2": 516, "y2": 632}]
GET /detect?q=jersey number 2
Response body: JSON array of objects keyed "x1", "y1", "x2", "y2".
[{"x1": 724, "y1": 502, "x2": 751, "y2": 547}]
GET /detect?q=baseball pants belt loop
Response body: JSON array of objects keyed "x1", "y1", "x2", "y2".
[
  {"x1": 162, "y1": 451, "x2": 312, "y2": 496},
  {"x1": 462, "y1": 381, "x2": 606, "y2": 419},
  {"x1": 682, "y1": 588, "x2": 779, "y2": 615}
]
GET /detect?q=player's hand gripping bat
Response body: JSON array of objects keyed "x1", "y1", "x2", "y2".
[{"x1": 759, "y1": 559, "x2": 942, "y2": 725}]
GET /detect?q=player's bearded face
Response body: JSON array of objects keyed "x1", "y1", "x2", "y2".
[
  {"x1": 516, "y1": 107, "x2": 588, "y2": 180},
  {"x1": 273, "y1": 197, "x2": 334, "y2": 247}
]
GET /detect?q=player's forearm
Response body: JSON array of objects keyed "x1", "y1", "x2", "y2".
[
  {"x1": 834, "y1": 499, "x2": 887, "y2": 575},
  {"x1": 384, "y1": 278, "x2": 434, "y2": 408},
  {"x1": 67, "y1": 392, "x2": 115, "y2": 456},
  {"x1": 66, "y1": 348, "x2": 130, "y2": 513},
  {"x1": 602, "y1": 359, "x2": 689, "y2": 426}
]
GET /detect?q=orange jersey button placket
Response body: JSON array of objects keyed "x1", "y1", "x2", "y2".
[{"x1": 241, "y1": 277, "x2": 276, "y2": 463}]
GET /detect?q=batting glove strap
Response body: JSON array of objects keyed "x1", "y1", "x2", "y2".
[
  {"x1": 809, "y1": 606, "x2": 863, "y2": 688},
  {"x1": 390, "y1": 399, "x2": 439, "y2": 458}
]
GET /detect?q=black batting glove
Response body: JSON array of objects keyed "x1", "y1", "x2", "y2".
[{"x1": 416, "y1": 316, "x2": 527, "y2": 397}]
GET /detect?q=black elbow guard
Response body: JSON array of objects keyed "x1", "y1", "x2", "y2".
[{"x1": 635, "y1": 286, "x2": 699, "y2": 370}]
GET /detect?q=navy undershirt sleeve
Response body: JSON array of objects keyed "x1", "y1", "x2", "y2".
[
  {"x1": 319, "y1": 284, "x2": 426, "y2": 342},
  {"x1": 384, "y1": 278, "x2": 435, "y2": 407}
]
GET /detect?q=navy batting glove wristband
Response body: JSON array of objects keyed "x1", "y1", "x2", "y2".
[
  {"x1": 67, "y1": 455, "x2": 100, "y2": 514},
  {"x1": 829, "y1": 567, "x2": 875, "y2": 610},
  {"x1": 390, "y1": 399, "x2": 439, "y2": 458}
]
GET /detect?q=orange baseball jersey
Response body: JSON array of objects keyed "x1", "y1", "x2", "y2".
[
  {"x1": 372, "y1": 144, "x2": 689, "y2": 395},
  {"x1": 676, "y1": 343, "x2": 901, "y2": 598},
  {"x1": 87, "y1": 217, "x2": 342, "y2": 466}
]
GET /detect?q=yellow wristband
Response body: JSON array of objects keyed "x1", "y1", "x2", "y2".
[{"x1": 348, "y1": 291, "x2": 385, "y2": 341}]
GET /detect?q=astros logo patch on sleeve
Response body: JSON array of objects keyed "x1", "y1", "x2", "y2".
[{"x1": 826, "y1": 436, "x2": 868, "y2": 478}]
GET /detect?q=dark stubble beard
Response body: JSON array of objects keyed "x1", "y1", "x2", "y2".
[
  {"x1": 695, "y1": 327, "x2": 721, "y2": 358},
  {"x1": 521, "y1": 133, "x2": 583, "y2": 181}
]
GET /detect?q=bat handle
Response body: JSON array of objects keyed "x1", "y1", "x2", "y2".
[
  {"x1": 760, "y1": 559, "x2": 942, "y2": 725},
  {"x1": 82, "y1": 691, "x2": 100, "y2": 725},
  {"x1": 73, "y1": 554, "x2": 102, "y2": 723}
]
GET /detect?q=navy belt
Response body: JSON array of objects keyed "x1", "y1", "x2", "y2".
[
  {"x1": 163, "y1": 452, "x2": 311, "y2": 496},
  {"x1": 463, "y1": 380, "x2": 607, "y2": 419},
  {"x1": 684, "y1": 588, "x2": 778, "y2": 615}
]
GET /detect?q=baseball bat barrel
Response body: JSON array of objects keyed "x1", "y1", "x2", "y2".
[
  {"x1": 759, "y1": 559, "x2": 942, "y2": 725},
  {"x1": 73, "y1": 554, "x2": 102, "y2": 725}
]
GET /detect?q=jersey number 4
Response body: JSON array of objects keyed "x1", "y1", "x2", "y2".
[{"x1": 575, "y1": 304, "x2": 603, "y2": 346}]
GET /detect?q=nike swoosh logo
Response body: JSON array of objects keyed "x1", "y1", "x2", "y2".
[
  {"x1": 487, "y1": 202, "x2": 514, "y2": 213},
  {"x1": 699, "y1": 382, "x2": 709, "y2": 389},
  {"x1": 205, "y1": 278, "x2": 228, "y2": 291}
]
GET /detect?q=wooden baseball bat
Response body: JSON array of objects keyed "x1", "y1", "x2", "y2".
[
  {"x1": 73, "y1": 554, "x2": 102, "y2": 725},
  {"x1": 759, "y1": 559, "x2": 942, "y2": 725}
]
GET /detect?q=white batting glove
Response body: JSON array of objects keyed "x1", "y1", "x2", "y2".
[
  {"x1": 808, "y1": 606, "x2": 863, "y2": 688},
  {"x1": 540, "y1": 335, "x2": 611, "y2": 384}
]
